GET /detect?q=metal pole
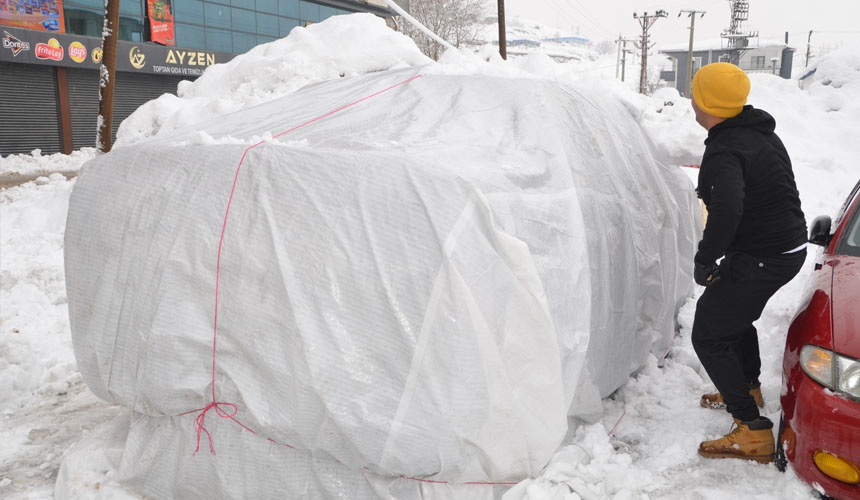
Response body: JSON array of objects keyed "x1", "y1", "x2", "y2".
[
  {"x1": 615, "y1": 34, "x2": 622, "y2": 78},
  {"x1": 685, "y1": 15, "x2": 695, "y2": 97},
  {"x1": 621, "y1": 48, "x2": 628, "y2": 82},
  {"x1": 97, "y1": 0, "x2": 120, "y2": 152},
  {"x1": 497, "y1": 0, "x2": 506, "y2": 60},
  {"x1": 680, "y1": 10, "x2": 705, "y2": 97},
  {"x1": 805, "y1": 30, "x2": 813, "y2": 67},
  {"x1": 639, "y1": 30, "x2": 648, "y2": 94}
]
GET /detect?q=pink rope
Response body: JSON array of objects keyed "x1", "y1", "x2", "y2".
[
  {"x1": 191, "y1": 74, "x2": 422, "y2": 455},
  {"x1": 608, "y1": 410, "x2": 627, "y2": 436}
]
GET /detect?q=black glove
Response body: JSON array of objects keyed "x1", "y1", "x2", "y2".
[{"x1": 694, "y1": 262, "x2": 721, "y2": 287}]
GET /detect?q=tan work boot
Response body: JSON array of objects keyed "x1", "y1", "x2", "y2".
[
  {"x1": 700, "y1": 386, "x2": 764, "y2": 409},
  {"x1": 698, "y1": 417, "x2": 775, "y2": 464}
]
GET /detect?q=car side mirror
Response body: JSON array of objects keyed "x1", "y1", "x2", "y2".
[{"x1": 809, "y1": 215, "x2": 832, "y2": 246}]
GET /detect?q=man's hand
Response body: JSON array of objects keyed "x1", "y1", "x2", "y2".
[{"x1": 694, "y1": 262, "x2": 721, "y2": 287}]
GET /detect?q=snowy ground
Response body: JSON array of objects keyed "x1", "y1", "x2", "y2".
[{"x1": 2, "y1": 14, "x2": 860, "y2": 500}]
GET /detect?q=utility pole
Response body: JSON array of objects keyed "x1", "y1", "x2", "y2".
[
  {"x1": 633, "y1": 10, "x2": 668, "y2": 94},
  {"x1": 805, "y1": 30, "x2": 813, "y2": 67},
  {"x1": 96, "y1": 0, "x2": 120, "y2": 152},
  {"x1": 679, "y1": 10, "x2": 705, "y2": 98},
  {"x1": 615, "y1": 35, "x2": 635, "y2": 80},
  {"x1": 621, "y1": 46, "x2": 633, "y2": 82},
  {"x1": 498, "y1": 0, "x2": 506, "y2": 60}
]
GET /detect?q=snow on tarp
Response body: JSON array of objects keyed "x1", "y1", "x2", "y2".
[{"x1": 62, "y1": 17, "x2": 699, "y2": 500}]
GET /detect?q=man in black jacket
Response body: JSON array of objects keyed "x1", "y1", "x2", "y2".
[{"x1": 689, "y1": 62, "x2": 807, "y2": 463}]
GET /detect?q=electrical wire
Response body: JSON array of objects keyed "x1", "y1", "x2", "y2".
[{"x1": 544, "y1": 0, "x2": 617, "y2": 39}]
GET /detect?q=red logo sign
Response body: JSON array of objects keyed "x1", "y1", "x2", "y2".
[
  {"x1": 68, "y1": 41, "x2": 87, "y2": 63},
  {"x1": 35, "y1": 38, "x2": 63, "y2": 61}
]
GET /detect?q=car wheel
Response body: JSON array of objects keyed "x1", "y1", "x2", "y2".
[{"x1": 776, "y1": 412, "x2": 788, "y2": 472}]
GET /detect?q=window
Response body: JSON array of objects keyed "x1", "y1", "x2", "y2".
[
  {"x1": 278, "y1": 0, "x2": 298, "y2": 18},
  {"x1": 204, "y1": 2, "x2": 230, "y2": 28},
  {"x1": 752, "y1": 56, "x2": 766, "y2": 69},
  {"x1": 692, "y1": 56, "x2": 703, "y2": 73},
  {"x1": 232, "y1": 31, "x2": 255, "y2": 52},
  {"x1": 119, "y1": 15, "x2": 143, "y2": 41},
  {"x1": 172, "y1": 0, "x2": 204, "y2": 24},
  {"x1": 319, "y1": 4, "x2": 335, "y2": 20},
  {"x1": 119, "y1": 0, "x2": 141, "y2": 16},
  {"x1": 298, "y1": 0, "x2": 317, "y2": 22},
  {"x1": 231, "y1": 6, "x2": 255, "y2": 32},
  {"x1": 64, "y1": 6, "x2": 102, "y2": 37},
  {"x1": 279, "y1": 16, "x2": 299, "y2": 36},
  {"x1": 255, "y1": 0, "x2": 276, "y2": 14},
  {"x1": 837, "y1": 201, "x2": 860, "y2": 257},
  {"x1": 230, "y1": 0, "x2": 253, "y2": 11},
  {"x1": 175, "y1": 22, "x2": 206, "y2": 48},
  {"x1": 256, "y1": 11, "x2": 277, "y2": 36},
  {"x1": 205, "y1": 26, "x2": 232, "y2": 51}
]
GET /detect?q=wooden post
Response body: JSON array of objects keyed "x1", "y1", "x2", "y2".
[
  {"x1": 55, "y1": 66, "x2": 73, "y2": 154},
  {"x1": 497, "y1": 0, "x2": 506, "y2": 60},
  {"x1": 97, "y1": 0, "x2": 120, "y2": 152}
]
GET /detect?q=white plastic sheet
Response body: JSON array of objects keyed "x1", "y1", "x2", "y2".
[{"x1": 64, "y1": 67, "x2": 699, "y2": 499}]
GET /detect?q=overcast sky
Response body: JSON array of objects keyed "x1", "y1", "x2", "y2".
[{"x1": 505, "y1": 0, "x2": 860, "y2": 50}]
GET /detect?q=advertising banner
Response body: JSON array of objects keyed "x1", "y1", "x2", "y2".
[
  {"x1": 0, "y1": 0, "x2": 65, "y2": 33},
  {"x1": 146, "y1": 0, "x2": 175, "y2": 46},
  {"x1": 1, "y1": 26, "x2": 233, "y2": 75}
]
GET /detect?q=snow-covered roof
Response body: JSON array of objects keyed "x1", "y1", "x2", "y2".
[{"x1": 660, "y1": 37, "x2": 789, "y2": 53}]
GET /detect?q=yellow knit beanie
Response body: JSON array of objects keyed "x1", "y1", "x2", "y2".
[{"x1": 691, "y1": 62, "x2": 750, "y2": 118}]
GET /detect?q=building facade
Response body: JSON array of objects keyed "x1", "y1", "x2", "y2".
[
  {"x1": 0, "y1": 0, "x2": 405, "y2": 155},
  {"x1": 659, "y1": 40, "x2": 794, "y2": 98}
]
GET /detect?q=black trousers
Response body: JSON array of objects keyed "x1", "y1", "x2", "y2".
[{"x1": 692, "y1": 249, "x2": 806, "y2": 422}]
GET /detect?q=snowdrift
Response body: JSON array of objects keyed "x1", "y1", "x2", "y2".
[{"x1": 64, "y1": 65, "x2": 699, "y2": 499}]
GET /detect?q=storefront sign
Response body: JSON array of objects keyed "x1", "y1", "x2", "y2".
[
  {"x1": 146, "y1": 0, "x2": 174, "y2": 46},
  {"x1": 0, "y1": 0, "x2": 64, "y2": 33},
  {"x1": 34, "y1": 36, "x2": 61, "y2": 60},
  {"x1": 2, "y1": 29, "x2": 29, "y2": 56},
  {"x1": 0, "y1": 26, "x2": 234, "y2": 75},
  {"x1": 68, "y1": 39, "x2": 85, "y2": 62},
  {"x1": 128, "y1": 45, "x2": 146, "y2": 69}
]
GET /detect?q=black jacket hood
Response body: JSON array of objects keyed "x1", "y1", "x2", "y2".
[{"x1": 705, "y1": 105, "x2": 776, "y2": 145}]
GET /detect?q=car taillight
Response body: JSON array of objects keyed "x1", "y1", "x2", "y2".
[{"x1": 800, "y1": 344, "x2": 860, "y2": 399}]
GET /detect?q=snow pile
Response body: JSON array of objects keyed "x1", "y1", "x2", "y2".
[
  {"x1": 113, "y1": 13, "x2": 431, "y2": 147},
  {"x1": 0, "y1": 148, "x2": 96, "y2": 175},
  {"x1": 0, "y1": 175, "x2": 78, "y2": 412},
  {"x1": 809, "y1": 46, "x2": 860, "y2": 90}
]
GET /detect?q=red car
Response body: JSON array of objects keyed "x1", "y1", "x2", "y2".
[{"x1": 779, "y1": 179, "x2": 860, "y2": 499}]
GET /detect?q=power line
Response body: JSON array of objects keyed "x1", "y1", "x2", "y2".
[
  {"x1": 544, "y1": 0, "x2": 616, "y2": 38},
  {"x1": 570, "y1": 0, "x2": 617, "y2": 37}
]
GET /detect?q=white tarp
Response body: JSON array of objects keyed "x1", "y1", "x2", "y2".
[{"x1": 64, "y1": 67, "x2": 699, "y2": 499}]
